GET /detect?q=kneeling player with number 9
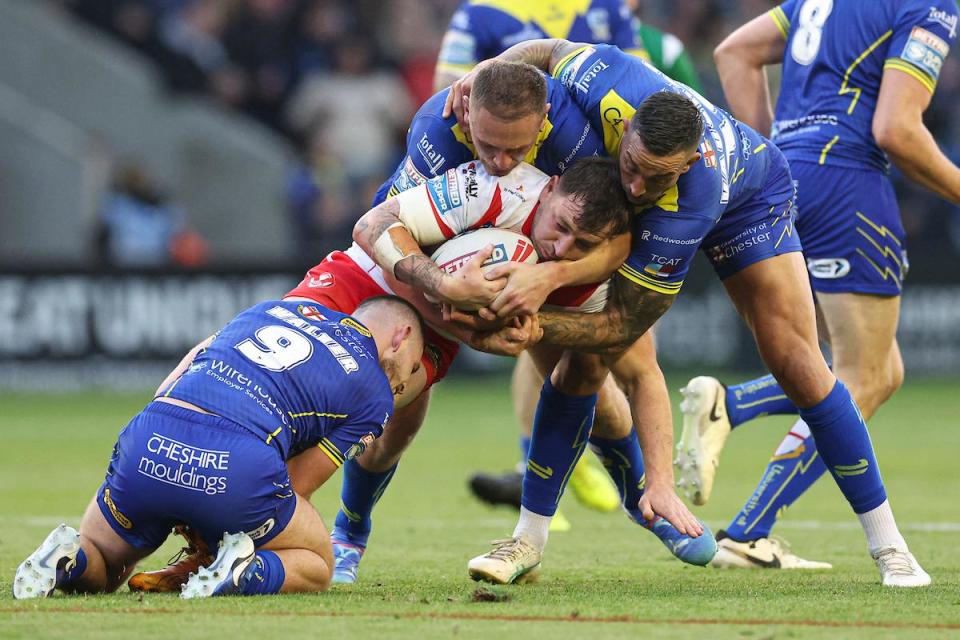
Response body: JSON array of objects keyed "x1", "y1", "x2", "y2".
[{"x1": 13, "y1": 295, "x2": 424, "y2": 599}]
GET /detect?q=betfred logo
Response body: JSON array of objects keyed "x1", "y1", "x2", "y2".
[{"x1": 438, "y1": 242, "x2": 511, "y2": 274}]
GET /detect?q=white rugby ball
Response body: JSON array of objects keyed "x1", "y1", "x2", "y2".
[{"x1": 430, "y1": 227, "x2": 539, "y2": 275}]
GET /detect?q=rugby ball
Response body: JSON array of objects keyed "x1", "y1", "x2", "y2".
[{"x1": 430, "y1": 227, "x2": 539, "y2": 275}]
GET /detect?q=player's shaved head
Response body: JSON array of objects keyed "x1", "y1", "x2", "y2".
[
  {"x1": 353, "y1": 296, "x2": 426, "y2": 397},
  {"x1": 471, "y1": 61, "x2": 547, "y2": 120},
  {"x1": 354, "y1": 296, "x2": 425, "y2": 347}
]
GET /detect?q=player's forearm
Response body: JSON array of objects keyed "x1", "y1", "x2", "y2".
[
  {"x1": 538, "y1": 278, "x2": 672, "y2": 353},
  {"x1": 713, "y1": 15, "x2": 784, "y2": 136},
  {"x1": 714, "y1": 49, "x2": 774, "y2": 136},
  {"x1": 606, "y1": 334, "x2": 675, "y2": 487},
  {"x1": 877, "y1": 120, "x2": 960, "y2": 204},
  {"x1": 354, "y1": 203, "x2": 452, "y2": 301},
  {"x1": 545, "y1": 234, "x2": 631, "y2": 287}
]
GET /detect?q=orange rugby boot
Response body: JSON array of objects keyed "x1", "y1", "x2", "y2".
[{"x1": 128, "y1": 525, "x2": 213, "y2": 593}]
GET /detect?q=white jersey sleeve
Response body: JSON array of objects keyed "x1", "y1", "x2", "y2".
[{"x1": 394, "y1": 161, "x2": 550, "y2": 246}]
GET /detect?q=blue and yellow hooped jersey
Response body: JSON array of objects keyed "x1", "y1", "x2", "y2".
[
  {"x1": 552, "y1": 43, "x2": 775, "y2": 295},
  {"x1": 373, "y1": 75, "x2": 604, "y2": 205},
  {"x1": 437, "y1": 0, "x2": 645, "y2": 77},
  {"x1": 163, "y1": 301, "x2": 392, "y2": 465},
  {"x1": 769, "y1": 0, "x2": 957, "y2": 172}
]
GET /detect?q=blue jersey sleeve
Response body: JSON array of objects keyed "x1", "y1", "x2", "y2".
[
  {"x1": 533, "y1": 81, "x2": 606, "y2": 175},
  {"x1": 620, "y1": 206, "x2": 715, "y2": 295},
  {"x1": 376, "y1": 90, "x2": 475, "y2": 204},
  {"x1": 884, "y1": 0, "x2": 958, "y2": 93},
  {"x1": 320, "y1": 390, "x2": 392, "y2": 465}
]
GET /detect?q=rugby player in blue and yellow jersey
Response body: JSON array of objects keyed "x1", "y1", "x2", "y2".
[
  {"x1": 671, "y1": 0, "x2": 960, "y2": 582},
  {"x1": 450, "y1": 39, "x2": 928, "y2": 587},
  {"x1": 13, "y1": 297, "x2": 423, "y2": 599},
  {"x1": 434, "y1": 0, "x2": 645, "y2": 91},
  {"x1": 434, "y1": 0, "x2": 702, "y2": 525}
]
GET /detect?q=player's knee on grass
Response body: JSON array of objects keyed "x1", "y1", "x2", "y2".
[
  {"x1": 262, "y1": 494, "x2": 334, "y2": 593},
  {"x1": 78, "y1": 497, "x2": 153, "y2": 593}
]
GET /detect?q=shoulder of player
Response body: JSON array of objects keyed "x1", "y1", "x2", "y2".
[{"x1": 407, "y1": 104, "x2": 473, "y2": 175}]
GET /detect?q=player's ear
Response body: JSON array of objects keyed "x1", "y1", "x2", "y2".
[
  {"x1": 391, "y1": 324, "x2": 412, "y2": 352},
  {"x1": 542, "y1": 175, "x2": 561, "y2": 197},
  {"x1": 682, "y1": 151, "x2": 701, "y2": 173},
  {"x1": 543, "y1": 102, "x2": 551, "y2": 117}
]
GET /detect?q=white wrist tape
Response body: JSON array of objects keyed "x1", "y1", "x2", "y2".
[{"x1": 373, "y1": 222, "x2": 414, "y2": 274}]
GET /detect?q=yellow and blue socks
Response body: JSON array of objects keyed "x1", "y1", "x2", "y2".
[
  {"x1": 799, "y1": 380, "x2": 886, "y2": 514},
  {"x1": 724, "y1": 421, "x2": 827, "y2": 541},
  {"x1": 238, "y1": 550, "x2": 285, "y2": 595},
  {"x1": 726, "y1": 374, "x2": 798, "y2": 428},
  {"x1": 520, "y1": 378, "x2": 596, "y2": 519},
  {"x1": 588, "y1": 433, "x2": 646, "y2": 522},
  {"x1": 332, "y1": 459, "x2": 398, "y2": 548}
]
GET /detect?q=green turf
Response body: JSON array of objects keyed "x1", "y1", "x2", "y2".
[{"x1": 2, "y1": 375, "x2": 959, "y2": 639}]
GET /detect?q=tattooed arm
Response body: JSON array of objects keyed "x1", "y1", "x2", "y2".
[
  {"x1": 493, "y1": 38, "x2": 591, "y2": 75},
  {"x1": 537, "y1": 272, "x2": 674, "y2": 355},
  {"x1": 353, "y1": 198, "x2": 503, "y2": 310}
]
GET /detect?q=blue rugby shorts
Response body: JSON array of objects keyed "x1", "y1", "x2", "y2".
[
  {"x1": 96, "y1": 401, "x2": 296, "y2": 550},
  {"x1": 791, "y1": 160, "x2": 906, "y2": 296}
]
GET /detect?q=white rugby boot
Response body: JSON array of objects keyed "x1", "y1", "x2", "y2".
[
  {"x1": 676, "y1": 376, "x2": 731, "y2": 505},
  {"x1": 871, "y1": 547, "x2": 931, "y2": 587},
  {"x1": 180, "y1": 532, "x2": 255, "y2": 599},
  {"x1": 13, "y1": 524, "x2": 82, "y2": 599},
  {"x1": 710, "y1": 531, "x2": 832, "y2": 570},
  {"x1": 468, "y1": 537, "x2": 541, "y2": 585}
]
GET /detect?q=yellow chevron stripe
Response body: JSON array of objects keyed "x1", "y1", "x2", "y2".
[
  {"x1": 753, "y1": 143, "x2": 767, "y2": 154},
  {"x1": 265, "y1": 426, "x2": 282, "y2": 445},
  {"x1": 743, "y1": 452, "x2": 820, "y2": 535},
  {"x1": 819, "y1": 135, "x2": 839, "y2": 165},
  {"x1": 774, "y1": 217, "x2": 795, "y2": 249},
  {"x1": 884, "y1": 59, "x2": 936, "y2": 93},
  {"x1": 856, "y1": 228, "x2": 903, "y2": 269},
  {"x1": 855, "y1": 249, "x2": 902, "y2": 289},
  {"x1": 839, "y1": 31, "x2": 893, "y2": 114},
  {"x1": 769, "y1": 7, "x2": 790, "y2": 39},
  {"x1": 527, "y1": 459, "x2": 553, "y2": 480},
  {"x1": 856, "y1": 211, "x2": 903, "y2": 247},
  {"x1": 339, "y1": 503, "x2": 364, "y2": 523}
]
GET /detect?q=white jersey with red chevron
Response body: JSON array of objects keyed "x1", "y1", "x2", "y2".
[{"x1": 394, "y1": 161, "x2": 551, "y2": 244}]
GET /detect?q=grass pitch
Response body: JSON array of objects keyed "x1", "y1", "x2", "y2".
[{"x1": 1, "y1": 374, "x2": 959, "y2": 639}]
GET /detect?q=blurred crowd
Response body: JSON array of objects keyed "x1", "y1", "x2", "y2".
[{"x1": 58, "y1": 0, "x2": 960, "y2": 267}]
